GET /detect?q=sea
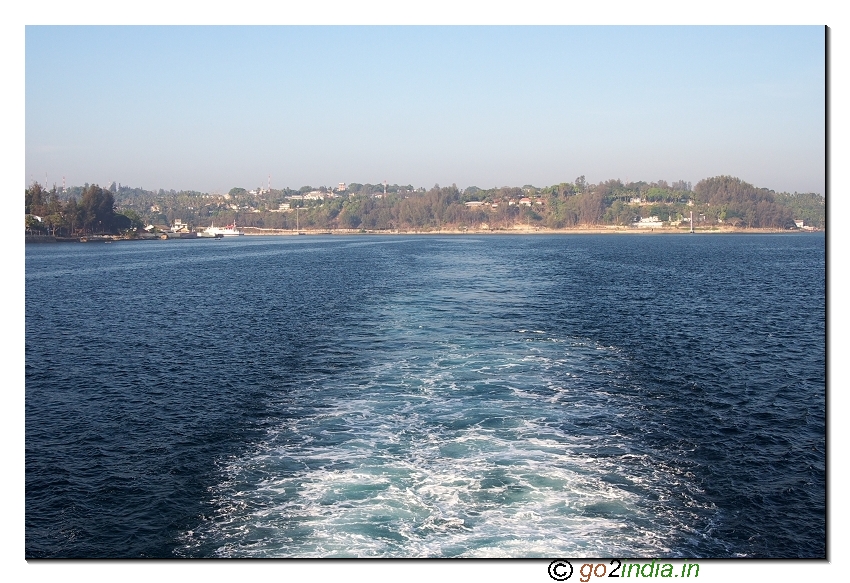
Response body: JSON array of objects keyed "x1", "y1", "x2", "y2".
[{"x1": 25, "y1": 233, "x2": 825, "y2": 558}]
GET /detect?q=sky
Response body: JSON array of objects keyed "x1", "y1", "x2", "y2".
[{"x1": 25, "y1": 24, "x2": 825, "y2": 195}]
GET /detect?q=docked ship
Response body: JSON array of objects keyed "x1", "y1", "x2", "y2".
[{"x1": 201, "y1": 222, "x2": 244, "y2": 237}]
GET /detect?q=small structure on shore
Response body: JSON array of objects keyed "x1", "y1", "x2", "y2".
[{"x1": 633, "y1": 216, "x2": 664, "y2": 228}]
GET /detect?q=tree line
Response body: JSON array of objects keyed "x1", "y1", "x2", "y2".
[
  {"x1": 25, "y1": 175, "x2": 825, "y2": 236},
  {"x1": 25, "y1": 183, "x2": 144, "y2": 236},
  {"x1": 227, "y1": 176, "x2": 822, "y2": 231}
]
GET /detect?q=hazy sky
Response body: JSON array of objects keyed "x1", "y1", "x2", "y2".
[{"x1": 26, "y1": 25, "x2": 825, "y2": 194}]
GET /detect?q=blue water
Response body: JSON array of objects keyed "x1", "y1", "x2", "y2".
[{"x1": 25, "y1": 234, "x2": 825, "y2": 558}]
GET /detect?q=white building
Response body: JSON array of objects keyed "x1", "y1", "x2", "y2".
[{"x1": 634, "y1": 216, "x2": 664, "y2": 228}]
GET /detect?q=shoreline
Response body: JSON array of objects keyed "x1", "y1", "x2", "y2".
[
  {"x1": 25, "y1": 226, "x2": 822, "y2": 243},
  {"x1": 239, "y1": 226, "x2": 820, "y2": 236}
]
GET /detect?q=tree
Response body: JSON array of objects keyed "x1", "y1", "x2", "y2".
[
  {"x1": 44, "y1": 213, "x2": 64, "y2": 236},
  {"x1": 577, "y1": 191, "x2": 605, "y2": 225},
  {"x1": 117, "y1": 209, "x2": 145, "y2": 231},
  {"x1": 574, "y1": 175, "x2": 587, "y2": 193},
  {"x1": 25, "y1": 215, "x2": 44, "y2": 234},
  {"x1": 774, "y1": 192, "x2": 825, "y2": 228},
  {"x1": 79, "y1": 184, "x2": 118, "y2": 233},
  {"x1": 694, "y1": 176, "x2": 795, "y2": 228},
  {"x1": 25, "y1": 182, "x2": 47, "y2": 216}
]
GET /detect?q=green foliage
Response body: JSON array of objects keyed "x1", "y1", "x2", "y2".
[
  {"x1": 595, "y1": 179, "x2": 625, "y2": 202},
  {"x1": 648, "y1": 205, "x2": 670, "y2": 221},
  {"x1": 644, "y1": 187, "x2": 669, "y2": 202},
  {"x1": 25, "y1": 183, "x2": 47, "y2": 215},
  {"x1": 694, "y1": 176, "x2": 795, "y2": 228},
  {"x1": 27, "y1": 176, "x2": 821, "y2": 235},
  {"x1": 79, "y1": 185, "x2": 119, "y2": 233},
  {"x1": 113, "y1": 213, "x2": 132, "y2": 231},
  {"x1": 25, "y1": 215, "x2": 45, "y2": 233},
  {"x1": 574, "y1": 175, "x2": 587, "y2": 193},
  {"x1": 774, "y1": 192, "x2": 825, "y2": 228},
  {"x1": 117, "y1": 209, "x2": 145, "y2": 230},
  {"x1": 604, "y1": 201, "x2": 637, "y2": 225}
]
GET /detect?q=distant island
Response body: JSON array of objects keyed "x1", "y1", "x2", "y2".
[{"x1": 25, "y1": 175, "x2": 824, "y2": 241}]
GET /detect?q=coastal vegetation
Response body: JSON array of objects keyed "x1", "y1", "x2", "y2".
[
  {"x1": 25, "y1": 182, "x2": 144, "y2": 236},
  {"x1": 25, "y1": 175, "x2": 824, "y2": 237}
]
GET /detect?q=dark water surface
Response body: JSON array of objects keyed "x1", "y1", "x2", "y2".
[{"x1": 25, "y1": 234, "x2": 825, "y2": 557}]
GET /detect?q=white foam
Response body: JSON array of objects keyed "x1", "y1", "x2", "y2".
[{"x1": 177, "y1": 332, "x2": 713, "y2": 557}]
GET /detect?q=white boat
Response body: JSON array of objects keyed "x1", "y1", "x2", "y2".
[{"x1": 203, "y1": 222, "x2": 244, "y2": 237}]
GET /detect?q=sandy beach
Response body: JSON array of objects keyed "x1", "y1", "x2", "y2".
[{"x1": 239, "y1": 225, "x2": 815, "y2": 236}]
